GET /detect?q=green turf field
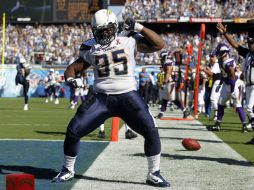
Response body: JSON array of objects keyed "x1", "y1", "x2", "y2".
[
  {"x1": 0, "y1": 98, "x2": 119, "y2": 141},
  {"x1": 198, "y1": 109, "x2": 254, "y2": 164}
]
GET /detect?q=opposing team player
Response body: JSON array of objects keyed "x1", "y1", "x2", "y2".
[
  {"x1": 217, "y1": 21, "x2": 254, "y2": 143},
  {"x1": 69, "y1": 72, "x2": 88, "y2": 109},
  {"x1": 52, "y1": 9, "x2": 170, "y2": 187},
  {"x1": 156, "y1": 51, "x2": 190, "y2": 119},
  {"x1": 212, "y1": 43, "x2": 247, "y2": 132},
  {"x1": 15, "y1": 57, "x2": 31, "y2": 110},
  {"x1": 44, "y1": 69, "x2": 61, "y2": 104}
]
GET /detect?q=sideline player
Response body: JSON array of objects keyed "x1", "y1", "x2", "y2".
[
  {"x1": 200, "y1": 50, "x2": 221, "y2": 120},
  {"x1": 52, "y1": 9, "x2": 170, "y2": 187},
  {"x1": 212, "y1": 43, "x2": 247, "y2": 132},
  {"x1": 217, "y1": 21, "x2": 254, "y2": 142},
  {"x1": 15, "y1": 57, "x2": 31, "y2": 110},
  {"x1": 44, "y1": 69, "x2": 61, "y2": 104},
  {"x1": 156, "y1": 51, "x2": 190, "y2": 119},
  {"x1": 69, "y1": 72, "x2": 88, "y2": 109}
]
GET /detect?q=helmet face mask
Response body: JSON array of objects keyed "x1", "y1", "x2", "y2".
[
  {"x1": 92, "y1": 23, "x2": 118, "y2": 45},
  {"x1": 91, "y1": 9, "x2": 118, "y2": 45},
  {"x1": 216, "y1": 43, "x2": 230, "y2": 59}
]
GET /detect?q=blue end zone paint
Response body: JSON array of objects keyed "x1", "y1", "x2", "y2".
[{"x1": 0, "y1": 140, "x2": 109, "y2": 190}]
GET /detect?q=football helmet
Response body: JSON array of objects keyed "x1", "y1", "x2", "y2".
[
  {"x1": 215, "y1": 43, "x2": 230, "y2": 58},
  {"x1": 91, "y1": 9, "x2": 118, "y2": 45}
]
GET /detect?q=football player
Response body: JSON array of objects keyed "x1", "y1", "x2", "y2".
[
  {"x1": 200, "y1": 50, "x2": 221, "y2": 120},
  {"x1": 44, "y1": 69, "x2": 61, "y2": 104},
  {"x1": 212, "y1": 43, "x2": 247, "y2": 132},
  {"x1": 156, "y1": 51, "x2": 190, "y2": 119},
  {"x1": 52, "y1": 9, "x2": 170, "y2": 187},
  {"x1": 217, "y1": 21, "x2": 254, "y2": 143},
  {"x1": 15, "y1": 57, "x2": 31, "y2": 110},
  {"x1": 69, "y1": 72, "x2": 88, "y2": 109}
]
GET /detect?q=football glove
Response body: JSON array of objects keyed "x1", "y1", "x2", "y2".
[
  {"x1": 123, "y1": 18, "x2": 144, "y2": 32},
  {"x1": 67, "y1": 78, "x2": 83, "y2": 88}
]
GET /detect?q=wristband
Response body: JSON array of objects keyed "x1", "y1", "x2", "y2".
[{"x1": 135, "y1": 23, "x2": 144, "y2": 32}]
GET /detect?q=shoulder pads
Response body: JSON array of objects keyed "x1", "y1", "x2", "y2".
[{"x1": 79, "y1": 38, "x2": 96, "y2": 51}]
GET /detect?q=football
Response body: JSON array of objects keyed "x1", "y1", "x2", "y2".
[{"x1": 182, "y1": 138, "x2": 201, "y2": 151}]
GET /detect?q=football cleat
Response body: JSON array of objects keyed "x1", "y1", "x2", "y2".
[
  {"x1": 246, "y1": 123, "x2": 253, "y2": 130},
  {"x1": 45, "y1": 99, "x2": 49, "y2": 103},
  {"x1": 23, "y1": 104, "x2": 28, "y2": 111},
  {"x1": 183, "y1": 108, "x2": 190, "y2": 118},
  {"x1": 69, "y1": 104, "x2": 75, "y2": 110},
  {"x1": 125, "y1": 129, "x2": 138, "y2": 139},
  {"x1": 241, "y1": 123, "x2": 248, "y2": 133},
  {"x1": 146, "y1": 170, "x2": 170, "y2": 187},
  {"x1": 211, "y1": 121, "x2": 221, "y2": 131},
  {"x1": 155, "y1": 112, "x2": 164, "y2": 119},
  {"x1": 55, "y1": 98, "x2": 59, "y2": 104},
  {"x1": 98, "y1": 130, "x2": 106, "y2": 138},
  {"x1": 52, "y1": 166, "x2": 74, "y2": 183},
  {"x1": 246, "y1": 137, "x2": 254, "y2": 145}
]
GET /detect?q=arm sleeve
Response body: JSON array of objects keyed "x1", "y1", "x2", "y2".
[{"x1": 238, "y1": 46, "x2": 249, "y2": 58}]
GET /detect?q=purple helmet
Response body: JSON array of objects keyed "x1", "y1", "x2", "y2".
[{"x1": 215, "y1": 43, "x2": 230, "y2": 58}]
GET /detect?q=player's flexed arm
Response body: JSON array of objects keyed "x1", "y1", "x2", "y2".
[
  {"x1": 64, "y1": 57, "x2": 91, "y2": 88},
  {"x1": 123, "y1": 18, "x2": 165, "y2": 53}
]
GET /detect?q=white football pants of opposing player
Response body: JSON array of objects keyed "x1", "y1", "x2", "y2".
[
  {"x1": 246, "y1": 85, "x2": 254, "y2": 119},
  {"x1": 74, "y1": 87, "x2": 88, "y2": 97},
  {"x1": 210, "y1": 80, "x2": 221, "y2": 115},
  {"x1": 162, "y1": 82, "x2": 175, "y2": 101},
  {"x1": 218, "y1": 79, "x2": 245, "y2": 107}
]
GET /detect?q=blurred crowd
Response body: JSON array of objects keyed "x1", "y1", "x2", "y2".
[
  {"x1": 137, "y1": 31, "x2": 248, "y2": 67},
  {"x1": 0, "y1": 23, "x2": 248, "y2": 67},
  {"x1": 3, "y1": 24, "x2": 93, "y2": 66},
  {"x1": 123, "y1": 0, "x2": 254, "y2": 19}
]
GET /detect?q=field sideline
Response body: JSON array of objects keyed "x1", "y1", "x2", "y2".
[
  {"x1": 1, "y1": 98, "x2": 254, "y2": 189},
  {"x1": 0, "y1": 97, "x2": 253, "y2": 163}
]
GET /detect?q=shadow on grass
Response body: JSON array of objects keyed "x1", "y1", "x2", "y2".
[
  {"x1": 181, "y1": 123, "x2": 205, "y2": 127},
  {"x1": 131, "y1": 153, "x2": 253, "y2": 167},
  {"x1": 75, "y1": 175, "x2": 147, "y2": 186},
  {"x1": 35, "y1": 131, "x2": 66, "y2": 136},
  {"x1": 34, "y1": 131, "x2": 103, "y2": 140},
  {"x1": 160, "y1": 136, "x2": 223, "y2": 143},
  {"x1": 158, "y1": 127, "x2": 206, "y2": 131},
  {"x1": 0, "y1": 165, "x2": 146, "y2": 185},
  {"x1": 205, "y1": 125, "x2": 241, "y2": 132},
  {"x1": 0, "y1": 165, "x2": 57, "y2": 180}
]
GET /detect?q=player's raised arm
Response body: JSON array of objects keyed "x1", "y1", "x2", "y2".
[
  {"x1": 64, "y1": 57, "x2": 90, "y2": 88},
  {"x1": 217, "y1": 23, "x2": 239, "y2": 49},
  {"x1": 123, "y1": 18, "x2": 165, "y2": 53}
]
